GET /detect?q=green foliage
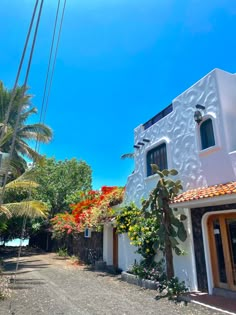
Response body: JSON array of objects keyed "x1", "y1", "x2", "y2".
[
  {"x1": 32, "y1": 157, "x2": 92, "y2": 216},
  {"x1": 115, "y1": 203, "x2": 141, "y2": 234},
  {"x1": 158, "y1": 277, "x2": 188, "y2": 300},
  {"x1": 57, "y1": 247, "x2": 68, "y2": 257},
  {"x1": 129, "y1": 259, "x2": 166, "y2": 282},
  {"x1": 0, "y1": 81, "x2": 52, "y2": 174},
  {"x1": 128, "y1": 216, "x2": 159, "y2": 260},
  {"x1": 0, "y1": 176, "x2": 48, "y2": 242},
  {"x1": 142, "y1": 165, "x2": 187, "y2": 279},
  {"x1": 2, "y1": 186, "x2": 35, "y2": 204},
  {"x1": 0, "y1": 216, "x2": 32, "y2": 243}
]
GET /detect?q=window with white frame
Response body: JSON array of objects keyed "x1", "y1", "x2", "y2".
[
  {"x1": 200, "y1": 118, "x2": 215, "y2": 150},
  {"x1": 146, "y1": 143, "x2": 167, "y2": 176}
]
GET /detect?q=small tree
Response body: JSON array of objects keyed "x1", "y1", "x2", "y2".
[
  {"x1": 142, "y1": 165, "x2": 187, "y2": 280},
  {"x1": 32, "y1": 157, "x2": 92, "y2": 217}
]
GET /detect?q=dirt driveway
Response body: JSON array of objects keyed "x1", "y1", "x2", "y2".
[{"x1": 0, "y1": 248, "x2": 223, "y2": 315}]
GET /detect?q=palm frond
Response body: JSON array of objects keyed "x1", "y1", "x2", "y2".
[
  {"x1": 15, "y1": 140, "x2": 42, "y2": 161},
  {"x1": 20, "y1": 131, "x2": 51, "y2": 142},
  {"x1": 20, "y1": 123, "x2": 52, "y2": 142},
  {"x1": 0, "y1": 125, "x2": 13, "y2": 147},
  {"x1": 0, "y1": 205, "x2": 12, "y2": 218},
  {"x1": 20, "y1": 107, "x2": 37, "y2": 122},
  {"x1": 4, "y1": 180, "x2": 39, "y2": 190},
  {"x1": 4, "y1": 200, "x2": 48, "y2": 218},
  {"x1": 121, "y1": 153, "x2": 135, "y2": 159}
]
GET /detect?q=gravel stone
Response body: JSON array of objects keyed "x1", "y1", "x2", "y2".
[{"x1": 0, "y1": 249, "x2": 223, "y2": 315}]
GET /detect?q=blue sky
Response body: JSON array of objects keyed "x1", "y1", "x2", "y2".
[{"x1": 0, "y1": 0, "x2": 236, "y2": 189}]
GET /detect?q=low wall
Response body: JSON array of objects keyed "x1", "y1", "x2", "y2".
[{"x1": 121, "y1": 271, "x2": 159, "y2": 290}]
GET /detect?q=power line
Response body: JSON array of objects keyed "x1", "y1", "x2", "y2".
[
  {"x1": 42, "y1": 0, "x2": 67, "y2": 125},
  {"x1": 0, "y1": 0, "x2": 39, "y2": 143},
  {"x1": 38, "y1": 0, "x2": 61, "y2": 125},
  {"x1": 4, "y1": 1, "x2": 45, "y2": 312},
  {"x1": 35, "y1": 0, "x2": 62, "y2": 154},
  {"x1": 1, "y1": 2, "x2": 67, "y2": 312},
  {"x1": 0, "y1": 0, "x2": 44, "y2": 202}
]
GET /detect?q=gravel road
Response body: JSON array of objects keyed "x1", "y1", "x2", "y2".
[{"x1": 0, "y1": 249, "x2": 223, "y2": 315}]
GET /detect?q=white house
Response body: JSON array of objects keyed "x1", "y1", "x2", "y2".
[{"x1": 104, "y1": 68, "x2": 236, "y2": 296}]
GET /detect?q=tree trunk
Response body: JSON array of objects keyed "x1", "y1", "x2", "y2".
[
  {"x1": 164, "y1": 207, "x2": 174, "y2": 280},
  {"x1": 165, "y1": 237, "x2": 174, "y2": 280}
]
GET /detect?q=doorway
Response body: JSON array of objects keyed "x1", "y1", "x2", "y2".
[{"x1": 208, "y1": 213, "x2": 236, "y2": 291}]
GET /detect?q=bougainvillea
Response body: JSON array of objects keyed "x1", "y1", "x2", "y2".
[
  {"x1": 50, "y1": 212, "x2": 77, "y2": 239},
  {"x1": 51, "y1": 186, "x2": 124, "y2": 239}
]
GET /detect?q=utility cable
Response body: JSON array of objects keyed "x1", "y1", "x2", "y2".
[
  {"x1": 12, "y1": 0, "x2": 67, "y2": 283},
  {"x1": 35, "y1": 0, "x2": 61, "y2": 154},
  {"x1": 41, "y1": 0, "x2": 67, "y2": 126},
  {"x1": 0, "y1": 0, "x2": 39, "y2": 143},
  {"x1": 0, "y1": 0, "x2": 44, "y2": 199},
  {"x1": 3, "y1": 1, "x2": 45, "y2": 312},
  {"x1": 5, "y1": 0, "x2": 67, "y2": 298}
]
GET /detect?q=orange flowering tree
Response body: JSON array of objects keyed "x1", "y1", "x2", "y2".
[
  {"x1": 50, "y1": 212, "x2": 77, "y2": 239},
  {"x1": 51, "y1": 186, "x2": 124, "y2": 239}
]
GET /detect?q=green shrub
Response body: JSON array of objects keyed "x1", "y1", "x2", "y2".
[
  {"x1": 158, "y1": 276, "x2": 188, "y2": 300},
  {"x1": 128, "y1": 259, "x2": 166, "y2": 282},
  {"x1": 57, "y1": 247, "x2": 68, "y2": 257}
]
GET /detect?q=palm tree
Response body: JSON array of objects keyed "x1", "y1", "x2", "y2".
[
  {"x1": 0, "y1": 81, "x2": 52, "y2": 174},
  {"x1": 121, "y1": 153, "x2": 134, "y2": 159},
  {"x1": 0, "y1": 176, "x2": 48, "y2": 219},
  {"x1": 0, "y1": 170, "x2": 48, "y2": 245}
]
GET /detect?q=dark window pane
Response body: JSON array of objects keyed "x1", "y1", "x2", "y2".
[
  {"x1": 213, "y1": 219, "x2": 227, "y2": 283},
  {"x1": 147, "y1": 143, "x2": 167, "y2": 176},
  {"x1": 200, "y1": 119, "x2": 215, "y2": 150},
  {"x1": 143, "y1": 104, "x2": 173, "y2": 130}
]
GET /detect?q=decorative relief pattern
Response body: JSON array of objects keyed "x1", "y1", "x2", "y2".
[{"x1": 125, "y1": 71, "x2": 221, "y2": 205}]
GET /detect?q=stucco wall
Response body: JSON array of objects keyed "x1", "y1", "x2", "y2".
[
  {"x1": 123, "y1": 69, "x2": 236, "y2": 291},
  {"x1": 125, "y1": 69, "x2": 236, "y2": 207},
  {"x1": 118, "y1": 233, "x2": 142, "y2": 271},
  {"x1": 216, "y1": 69, "x2": 236, "y2": 153},
  {"x1": 173, "y1": 208, "x2": 198, "y2": 291}
]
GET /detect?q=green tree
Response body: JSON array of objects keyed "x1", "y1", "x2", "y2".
[
  {"x1": 0, "y1": 82, "x2": 52, "y2": 174},
  {"x1": 0, "y1": 176, "x2": 48, "y2": 242},
  {"x1": 142, "y1": 165, "x2": 187, "y2": 280},
  {"x1": 32, "y1": 157, "x2": 92, "y2": 216}
]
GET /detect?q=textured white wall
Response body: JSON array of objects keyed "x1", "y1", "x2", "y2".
[
  {"x1": 216, "y1": 69, "x2": 236, "y2": 153},
  {"x1": 173, "y1": 208, "x2": 198, "y2": 291},
  {"x1": 118, "y1": 233, "x2": 142, "y2": 271},
  {"x1": 125, "y1": 69, "x2": 236, "y2": 206},
  {"x1": 123, "y1": 68, "x2": 236, "y2": 291}
]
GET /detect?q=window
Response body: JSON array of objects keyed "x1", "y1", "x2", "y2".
[
  {"x1": 200, "y1": 119, "x2": 215, "y2": 150},
  {"x1": 147, "y1": 143, "x2": 167, "y2": 176}
]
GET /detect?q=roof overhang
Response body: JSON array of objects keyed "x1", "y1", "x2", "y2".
[{"x1": 170, "y1": 193, "x2": 236, "y2": 209}]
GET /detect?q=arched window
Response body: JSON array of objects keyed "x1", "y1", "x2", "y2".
[
  {"x1": 200, "y1": 119, "x2": 215, "y2": 150},
  {"x1": 147, "y1": 143, "x2": 167, "y2": 176}
]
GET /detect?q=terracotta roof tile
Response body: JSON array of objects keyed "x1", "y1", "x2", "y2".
[{"x1": 172, "y1": 182, "x2": 236, "y2": 204}]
